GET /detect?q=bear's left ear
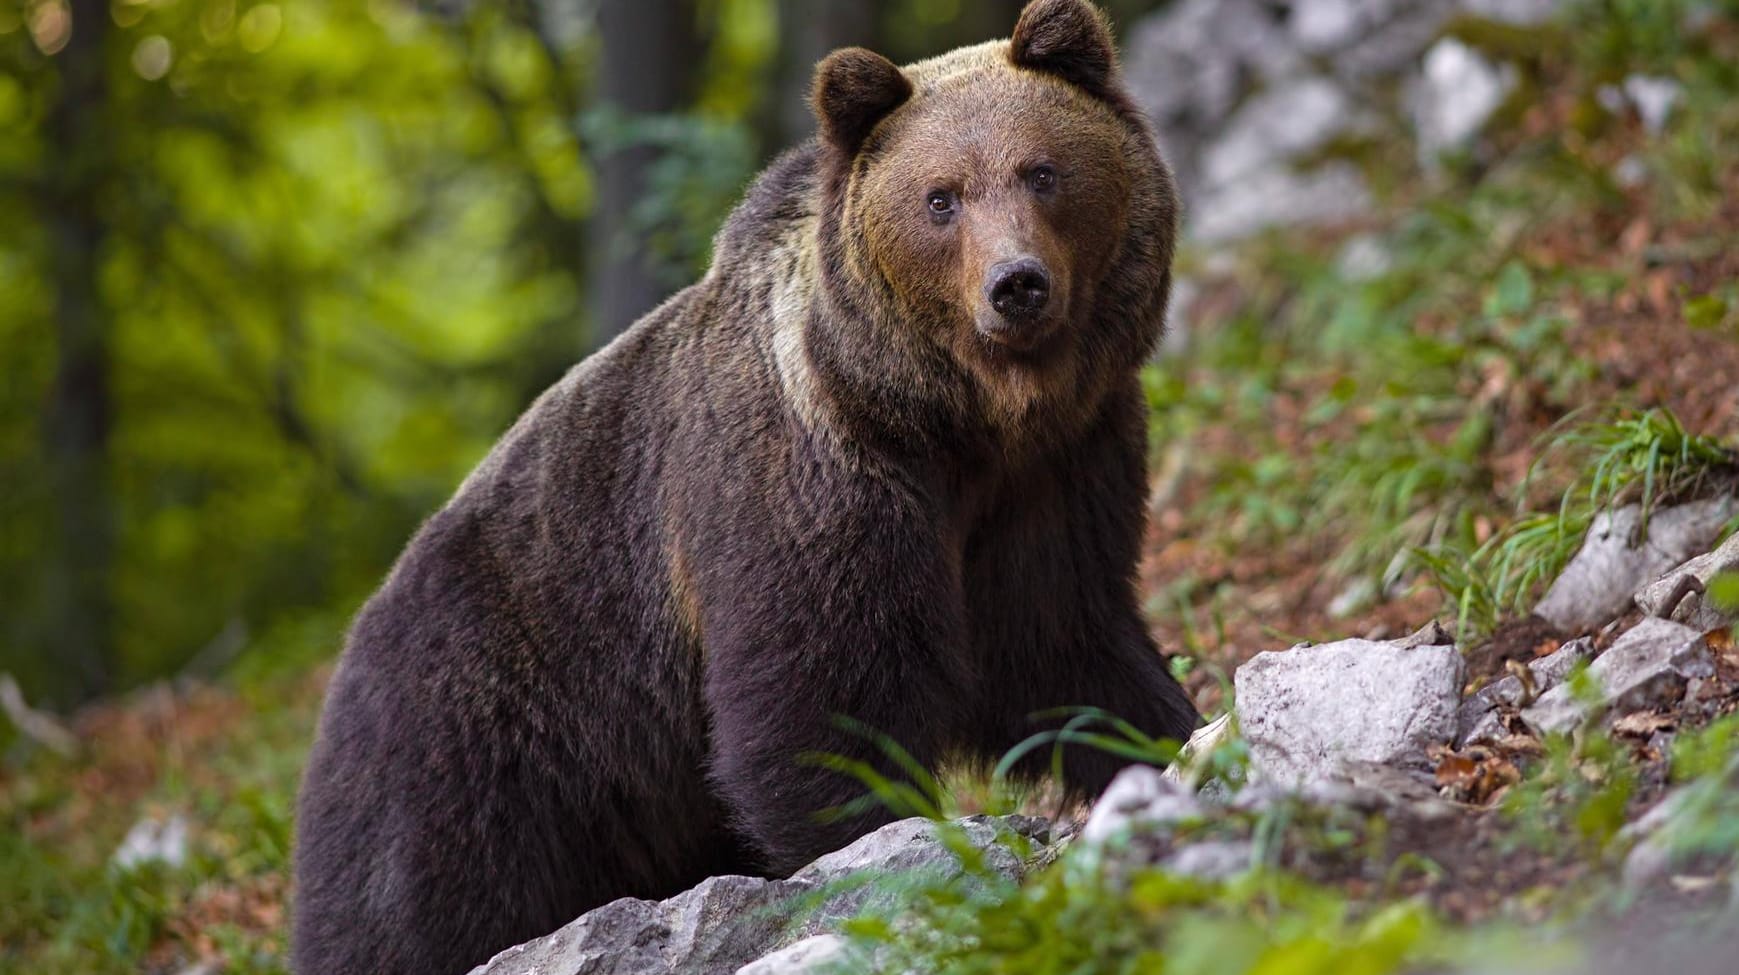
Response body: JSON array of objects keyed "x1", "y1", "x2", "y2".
[
  {"x1": 812, "y1": 48, "x2": 913, "y2": 158},
  {"x1": 1009, "y1": 0, "x2": 1119, "y2": 99}
]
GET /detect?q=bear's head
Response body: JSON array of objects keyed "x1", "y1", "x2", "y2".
[{"x1": 806, "y1": 0, "x2": 1178, "y2": 454}]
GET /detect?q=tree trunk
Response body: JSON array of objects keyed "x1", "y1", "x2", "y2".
[
  {"x1": 41, "y1": 0, "x2": 115, "y2": 704},
  {"x1": 773, "y1": 0, "x2": 879, "y2": 149},
  {"x1": 586, "y1": 0, "x2": 705, "y2": 345}
]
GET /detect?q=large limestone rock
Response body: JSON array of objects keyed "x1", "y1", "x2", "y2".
[
  {"x1": 1123, "y1": 0, "x2": 1569, "y2": 241},
  {"x1": 735, "y1": 935, "x2": 851, "y2": 975},
  {"x1": 468, "y1": 815, "x2": 1047, "y2": 975},
  {"x1": 1234, "y1": 627, "x2": 1465, "y2": 785},
  {"x1": 1522, "y1": 618, "x2": 1715, "y2": 735},
  {"x1": 1534, "y1": 500, "x2": 1735, "y2": 632}
]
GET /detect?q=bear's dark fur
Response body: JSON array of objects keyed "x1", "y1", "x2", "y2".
[{"x1": 291, "y1": 2, "x2": 1199, "y2": 972}]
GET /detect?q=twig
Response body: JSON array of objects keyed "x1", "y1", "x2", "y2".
[{"x1": 0, "y1": 674, "x2": 78, "y2": 756}]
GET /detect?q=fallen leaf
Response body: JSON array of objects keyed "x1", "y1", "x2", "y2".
[
  {"x1": 1493, "y1": 734, "x2": 1545, "y2": 757},
  {"x1": 1612, "y1": 711, "x2": 1677, "y2": 737}
]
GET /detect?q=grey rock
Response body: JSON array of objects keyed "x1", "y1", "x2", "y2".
[
  {"x1": 1234, "y1": 631, "x2": 1464, "y2": 786},
  {"x1": 1412, "y1": 38, "x2": 1517, "y2": 158},
  {"x1": 470, "y1": 816, "x2": 1044, "y2": 975},
  {"x1": 1462, "y1": 0, "x2": 1560, "y2": 24},
  {"x1": 1123, "y1": 0, "x2": 1303, "y2": 202},
  {"x1": 1164, "y1": 840, "x2": 1255, "y2": 880},
  {"x1": 1598, "y1": 75, "x2": 1683, "y2": 136},
  {"x1": 1612, "y1": 153, "x2": 1650, "y2": 188},
  {"x1": 1123, "y1": 0, "x2": 1566, "y2": 234},
  {"x1": 1200, "y1": 78, "x2": 1359, "y2": 188},
  {"x1": 735, "y1": 935, "x2": 851, "y2": 975},
  {"x1": 1635, "y1": 528, "x2": 1739, "y2": 632},
  {"x1": 1534, "y1": 499, "x2": 1734, "y2": 632},
  {"x1": 1395, "y1": 619, "x2": 1456, "y2": 649},
  {"x1": 1522, "y1": 618, "x2": 1714, "y2": 735},
  {"x1": 1186, "y1": 76, "x2": 1378, "y2": 242},
  {"x1": 1291, "y1": 0, "x2": 1461, "y2": 71},
  {"x1": 1161, "y1": 712, "x2": 1236, "y2": 788},
  {"x1": 1192, "y1": 163, "x2": 1373, "y2": 243},
  {"x1": 1231, "y1": 762, "x2": 1457, "y2": 818},
  {"x1": 1624, "y1": 75, "x2": 1683, "y2": 134},
  {"x1": 1332, "y1": 3, "x2": 1461, "y2": 78},
  {"x1": 1336, "y1": 234, "x2": 1394, "y2": 283},
  {"x1": 1456, "y1": 638, "x2": 1595, "y2": 744},
  {"x1": 794, "y1": 814, "x2": 1039, "y2": 887},
  {"x1": 111, "y1": 813, "x2": 190, "y2": 871},
  {"x1": 786, "y1": 814, "x2": 1043, "y2": 936},
  {"x1": 1291, "y1": 0, "x2": 1370, "y2": 52},
  {"x1": 1124, "y1": 0, "x2": 1300, "y2": 132},
  {"x1": 1459, "y1": 708, "x2": 1508, "y2": 747},
  {"x1": 471, "y1": 875, "x2": 792, "y2": 975},
  {"x1": 1619, "y1": 789, "x2": 1690, "y2": 890},
  {"x1": 1082, "y1": 765, "x2": 1205, "y2": 844}
]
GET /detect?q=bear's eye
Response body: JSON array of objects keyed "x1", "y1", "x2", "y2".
[
  {"x1": 925, "y1": 190, "x2": 956, "y2": 220},
  {"x1": 1027, "y1": 165, "x2": 1058, "y2": 194}
]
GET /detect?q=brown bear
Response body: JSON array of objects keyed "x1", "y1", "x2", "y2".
[{"x1": 290, "y1": 2, "x2": 1199, "y2": 972}]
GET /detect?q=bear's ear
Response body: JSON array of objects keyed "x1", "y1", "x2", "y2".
[
  {"x1": 812, "y1": 47, "x2": 913, "y2": 157},
  {"x1": 1010, "y1": 0, "x2": 1119, "y2": 98}
]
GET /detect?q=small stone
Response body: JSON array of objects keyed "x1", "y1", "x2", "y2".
[
  {"x1": 1522, "y1": 619, "x2": 1712, "y2": 735},
  {"x1": 1082, "y1": 765, "x2": 1205, "y2": 844},
  {"x1": 1234, "y1": 632, "x2": 1464, "y2": 786},
  {"x1": 1164, "y1": 840, "x2": 1254, "y2": 880},
  {"x1": 112, "y1": 814, "x2": 190, "y2": 871},
  {"x1": 1335, "y1": 235, "x2": 1393, "y2": 284},
  {"x1": 1162, "y1": 711, "x2": 1236, "y2": 787},
  {"x1": 1457, "y1": 638, "x2": 1594, "y2": 744},
  {"x1": 1635, "y1": 529, "x2": 1739, "y2": 631},
  {"x1": 1534, "y1": 500, "x2": 1734, "y2": 632},
  {"x1": 1623, "y1": 75, "x2": 1682, "y2": 135},
  {"x1": 1612, "y1": 154, "x2": 1650, "y2": 188},
  {"x1": 1395, "y1": 619, "x2": 1456, "y2": 649},
  {"x1": 1619, "y1": 789, "x2": 1690, "y2": 890},
  {"x1": 1462, "y1": 0, "x2": 1561, "y2": 24},
  {"x1": 1412, "y1": 38, "x2": 1516, "y2": 158},
  {"x1": 1290, "y1": 0, "x2": 1364, "y2": 52}
]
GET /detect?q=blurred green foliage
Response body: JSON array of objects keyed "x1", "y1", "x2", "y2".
[{"x1": 0, "y1": 0, "x2": 605, "y2": 703}]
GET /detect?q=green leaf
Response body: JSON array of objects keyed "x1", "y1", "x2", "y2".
[
  {"x1": 1706, "y1": 570, "x2": 1739, "y2": 612},
  {"x1": 1485, "y1": 261, "x2": 1535, "y2": 317},
  {"x1": 1685, "y1": 293, "x2": 1729, "y2": 330}
]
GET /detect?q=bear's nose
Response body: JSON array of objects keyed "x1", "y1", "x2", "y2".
[{"x1": 986, "y1": 259, "x2": 1051, "y2": 319}]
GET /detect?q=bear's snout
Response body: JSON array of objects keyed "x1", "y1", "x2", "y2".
[{"x1": 986, "y1": 258, "x2": 1052, "y2": 319}]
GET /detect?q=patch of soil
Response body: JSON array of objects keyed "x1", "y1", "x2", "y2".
[
  {"x1": 1462, "y1": 614, "x2": 1567, "y2": 688},
  {"x1": 1302, "y1": 806, "x2": 1594, "y2": 924}
]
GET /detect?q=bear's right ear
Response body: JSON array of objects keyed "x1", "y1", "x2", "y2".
[
  {"x1": 812, "y1": 48, "x2": 912, "y2": 158},
  {"x1": 1010, "y1": 0, "x2": 1119, "y2": 100}
]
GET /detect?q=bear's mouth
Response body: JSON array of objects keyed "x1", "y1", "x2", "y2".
[{"x1": 973, "y1": 311, "x2": 1063, "y2": 358}]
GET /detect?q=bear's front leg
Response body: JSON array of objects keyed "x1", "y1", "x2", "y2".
[
  {"x1": 964, "y1": 390, "x2": 1201, "y2": 798},
  {"x1": 688, "y1": 462, "x2": 971, "y2": 875}
]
